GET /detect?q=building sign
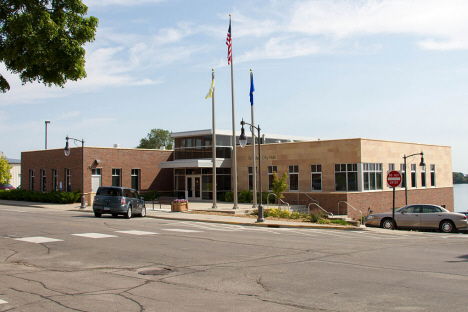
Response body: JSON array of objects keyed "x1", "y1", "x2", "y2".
[{"x1": 248, "y1": 155, "x2": 277, "y2": 161}]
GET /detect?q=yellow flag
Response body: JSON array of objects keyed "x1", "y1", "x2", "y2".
[{"x1": 205, "y1": 78, "x2": 215, "y2": 99}]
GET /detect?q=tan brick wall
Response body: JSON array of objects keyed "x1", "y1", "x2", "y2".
[{"x1": 21, "y1": 147, "x2": 174, "y2": 195}]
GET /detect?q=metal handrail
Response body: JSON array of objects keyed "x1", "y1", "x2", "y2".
[
  {"x1": 267, "y1": 193, "x2": 290, "y2": 211},
  {"x1": 300, "y1": 192, "x2": 319, "y2": 205},
  {"x1": 308, "y1": 203, "x2": 333, "y2": 217},
  {"x1": 337, "y1": 201, "x2": 363, "y2": 224}
]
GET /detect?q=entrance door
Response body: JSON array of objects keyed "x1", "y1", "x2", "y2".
[
  {"x1": 91, "y1": 169, "x2": 102, "y2": 193},
  {"x1": 186, "y1": 176, "x2": 201, "y2": 201}
]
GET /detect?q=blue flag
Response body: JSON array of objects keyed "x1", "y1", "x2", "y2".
[{"x1": 250, "y1": 74, "x2": 255, "y2": 106}]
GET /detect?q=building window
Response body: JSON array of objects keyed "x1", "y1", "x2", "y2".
[
  {"x1": 65, "y1": 169, "x2": 71, "y2": 192},
  {"x1": 310, "y1": 164, "x2": 322, "y2": 191},
  {"x1": 389, "y1": 163, "x2": 395, "y2": 171},
  {"x1": 430, "y1": 165, "x2": 436, "y2": 187},
  {"x1": 248, "y1": 167, "x2": 254, "y2": 191},
  {"x1": 131, "y1": 169, "x2": 140, "y2": 191},
  {"x1": 421, "y1": 166, "x2": 426, "y2": 188},
  {"x1": 41, "y1": 169, "x2": 46, "y2": 192},
  {"x1": 112, "y1": 169, "x2": 121, "y2": 187},
  {"x1": 411, "y1": 164, "x2": 417, "y2": 188},
  {"x1": 268, "y1": 166, "x2": 277, "y2": 191},
  {"x1": 400, "y1": 164, "x2": 406, "y2": 188},
  {"x1": 52, "y1": 169, "x2": 58, "y2": 191},
  {"x1": 289, "y1": 165, "x2": 299, "y2": 191},
  {"x1": 335, "y1": 164, "x2": 358, "y2": 191},
  {"x1": 363, "y1": 163, "x2": 382, "y2": 191},
  {"x1": 30, "y1": 170, "x2": 35, "y2": 190}
]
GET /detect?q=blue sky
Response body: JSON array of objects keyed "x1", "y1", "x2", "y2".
[{"x1": 1, "y1": 0, "x2": 468, "y2": 172}]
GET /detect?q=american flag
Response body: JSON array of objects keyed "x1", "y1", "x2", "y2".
[{"x1": 226, "y1": 20, "x2": 232, "y2": 65}]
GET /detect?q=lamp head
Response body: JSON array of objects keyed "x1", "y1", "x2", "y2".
[
  {"x1": 239, "y1": 120, "x2": 247, "y2": 148},
  {"x1": 419, "y1": 152, "x2": 425, "y2": 167},
  {"x1": 64, "y1": 137, "x2": 70, "y2": 156}
]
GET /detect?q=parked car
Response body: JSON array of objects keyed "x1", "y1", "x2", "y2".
[
  {"x1": 92, "y1": 186, "x2": 146, "y2": 218},
  {"x1": 0, "y1": 183, "x2": 15, "y2": 190},
  {"x1": 365, "y1": 204, "x2": 468, "y2": 233}
]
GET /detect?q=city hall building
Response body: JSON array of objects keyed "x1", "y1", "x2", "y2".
[{"x1": 20, "y1": 129, "x2": 453, "y2": 219}]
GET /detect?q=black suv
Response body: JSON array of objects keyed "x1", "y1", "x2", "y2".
[{"x1": 93, "y1": 186, "x2": 146, "y2": 218}]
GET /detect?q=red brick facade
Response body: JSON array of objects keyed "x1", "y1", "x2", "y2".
[
  {"x1": 281, "y1": 187, "x2": 454, "y2": 219},
  {"x1": 21, "y1": 147, "x2": 174, "y2": 195}
]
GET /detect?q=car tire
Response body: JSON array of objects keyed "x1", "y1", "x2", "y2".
[
  {"x1": 94, "y1": 212, "x2": 101, "y2": 218},
  {"x1": 125, "y1": 206, "x2": 132, "y2": 219},
  {"x1": 140, "y1": 207, "x2": 146, "y2": 217},
  {"x1": 381, "y1": 218, "x2": 395, "y2": 230},
  {"x1": 440, "y1": 220, "x2": 455, "y2": 233}
]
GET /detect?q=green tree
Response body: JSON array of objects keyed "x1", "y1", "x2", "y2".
[
  {"x1": 453, "y1": 172, "x2": 467, "y2": 184},
  {"x1": 137, "y1": 129, "x2": 174, "y2": 150},
  {"x1": 271, "y1": 171, "x2": 288, "y2": 200},
  {"x1": 0, "y1": 154, "x2": 12, "y2": 184},
  {"x1": 0, "y1": 0, "x2": 99, "y2": 93}
]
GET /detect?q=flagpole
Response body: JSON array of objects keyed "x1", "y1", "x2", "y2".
[
  {"x1": 211, "y1": 69, "x2": 217, "y2": 209},
  {"x1": 229, "y1": 15, "x2": 238, "y2": 209},
  {"x1": 250, "y1": 69, "x2": 257, "y2": 208}
]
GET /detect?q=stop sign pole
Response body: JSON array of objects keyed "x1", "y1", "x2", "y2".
[{"x1": 387, "y1": 171, "x2": 402, "y2": 230}]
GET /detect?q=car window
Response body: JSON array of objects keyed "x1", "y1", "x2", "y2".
[
  {"x1": 123, "y1": 189, "x2": 132, "y2": 198},
  {"x1": 421, "y1": 205, "x2": 441, "y2": 213},
  {"x1": 97, "y1": 188, "x2": 122, "y2": 196},
  {"x1": 405, "y1": 206, "x2": 420, "y2": 213},
  {"x1": 132, "y1": 190, "x2": 139, "y2": 199}
]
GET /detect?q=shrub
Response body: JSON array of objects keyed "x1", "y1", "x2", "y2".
[
  {"x1": 142, "y1": 190, "x2": 161, "y2": 201},
  {"x1": 318, "y1": 218, "x2": 331, "y2": 224},
  {"x1": 329, "y1": 219, "x2": 349, "y2": 226},
  {"x1": 238, "y1": 190, "x2": 253, "y2": 203},
  {"x1": 0, "y1": 189, "x2": 81, "y2": 204},
  {"x1": 220, "y1": 191, "x2": 233, "y2": 202},
  {"x1": 278, "y1": 209, "x2": 291, "y2": 218},
  {"x1": 291, "y1": 212, "x2": 301, "y2": 219},
  {"x1": 308, "y1": 211, "x2": 325, "y2": 223}
]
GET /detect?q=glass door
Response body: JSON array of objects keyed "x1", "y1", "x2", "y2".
[{"x1": 186, "y1": 176, "x2": 202, "y2": 201}]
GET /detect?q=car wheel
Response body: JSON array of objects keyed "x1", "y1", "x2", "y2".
[
  {"x1": 94, "y1": 212, "x2": 101, "y2": 218},
  {"x1": 125, "y1": 206, "x2": 132, "y2": 219},
  {"x1": 140, "y1": 207, "x2": 146, "y2": 217},
  {"x1": 440, "y1": 220, "x2": 455, "y2": 233},
  {"x1": 381, "y1": 218, "x2": 395, "y2": 230}
]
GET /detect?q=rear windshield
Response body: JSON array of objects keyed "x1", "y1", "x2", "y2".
[{"x1": 96, "y1": 187, "x2": 123, "y2": 197}]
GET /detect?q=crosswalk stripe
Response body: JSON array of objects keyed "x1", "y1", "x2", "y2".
[
  {"x1": 14, "y1": 237, "x2": 63, "y2": 243},
  {"x1": 72, "y1": 233, "x2": 118, "y2": 239},
  {"x1": 115, "y1": 230, "x2": 158, "y2": 235},
  {"x1": 162, "y1": 229, "x2": 202, "y2": 233}
]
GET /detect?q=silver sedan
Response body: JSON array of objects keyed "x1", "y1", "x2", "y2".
[{"x1": 365, "y1": 204, "x2": 468, "y2": 233}]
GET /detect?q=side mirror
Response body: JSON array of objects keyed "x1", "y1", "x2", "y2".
[
  {"x1": 401, "y1": 210, "x2": 406, "y2": 214},
  {"x1": 141, "y1": 196, "x2": 145, "y2": 201}
]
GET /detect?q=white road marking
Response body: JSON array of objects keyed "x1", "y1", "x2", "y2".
[
  {"x1": 0, "y1": 299, "x2": 8, "y2": 304},
  {"x1": 162, "y1": 229, "x2": 202, "y2": 233},
  {"x1": 14, "y1": 236, "x2": 63, "y2": 243},
  {"x1": 116, "y1": 230, "x2": 158, "y2": 235},
  {"x1": 72, "y1": 233, "x2": 118, "y2": 239}
]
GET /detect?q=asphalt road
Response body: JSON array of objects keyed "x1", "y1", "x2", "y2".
[{"x1": 1, "y1": 205, "x2": 468, "y2": 311}]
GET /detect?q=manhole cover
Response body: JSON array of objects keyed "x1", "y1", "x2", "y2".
[{"x1": 138, "y1": 268, "x2": 173, "y2": 276}]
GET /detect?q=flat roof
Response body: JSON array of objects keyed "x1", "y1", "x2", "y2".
[{"x1": 172, "y1": 129, "x2": 318, "y2": 142}]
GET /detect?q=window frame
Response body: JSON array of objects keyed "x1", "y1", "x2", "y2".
[
  {"x1": 288, "y1": 165, "x2": 299, "y2": 191},
  {"x1": 310, "y1": 164, "x2": 322, "y2": 191},
  {"x1": 112, "y1": 168, "x2": 122, "y2": 187}
]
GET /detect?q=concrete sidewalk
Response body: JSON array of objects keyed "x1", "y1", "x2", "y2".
[{"x1": 0, "y1": 200, "x2": 365, "y2": 230}]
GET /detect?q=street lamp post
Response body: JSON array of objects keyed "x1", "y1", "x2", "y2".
[
  {"x1": 64, "y1": 136, "x2": 86, "y2": 209},
  {"x1": 45, "y1": 121, "x2": 50, "y2": 149},
  {"x1": 239, "y1": 119, "x2": 264, "y2": 222},
  {"x1": 403, "y1": 151, "x2": 425, "y2": 205}
]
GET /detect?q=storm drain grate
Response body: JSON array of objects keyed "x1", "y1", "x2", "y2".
[{"x1": 138, "y1": 268, "x2": 173, "y2": 276}]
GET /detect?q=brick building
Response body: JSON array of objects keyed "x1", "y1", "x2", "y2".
[
  {"x1": 236, "y1": 138, "x2": 453, "y2": 219},
  {"x1": 21, "y1": 147, "x2": 173, "y2": 204}
]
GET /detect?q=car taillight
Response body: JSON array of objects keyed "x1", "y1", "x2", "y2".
[
  {"x1": 463, "y1": 215, "x2": 467, "y2": 220},
  {"x1": 121, "y1": 198, "x2": 126, "y2": 205}
]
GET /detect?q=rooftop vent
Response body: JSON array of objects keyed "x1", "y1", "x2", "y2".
[{"x1": 113, "y1": 144, "x2": 119, "y2": 148}]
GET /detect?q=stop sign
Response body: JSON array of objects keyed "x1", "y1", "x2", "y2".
[{"x1": 387, "y1": 171, "x2": 402, "y2": 188}]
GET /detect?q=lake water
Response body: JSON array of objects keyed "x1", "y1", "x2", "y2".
[{"x1": 453, "y1": 184, "x2": 468, "y2": 212}]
